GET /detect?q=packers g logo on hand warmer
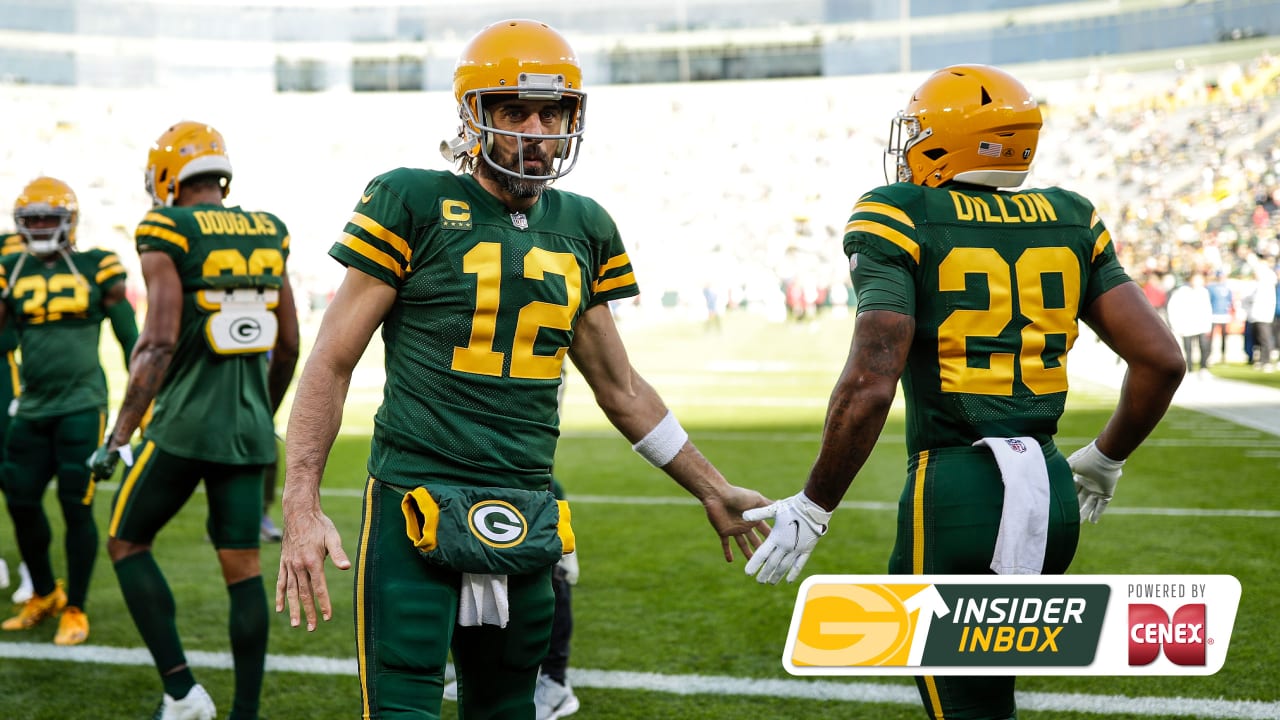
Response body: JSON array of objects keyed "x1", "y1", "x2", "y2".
[{"x1": 468, "y1": 500, "x2": 529, "y2": 548}]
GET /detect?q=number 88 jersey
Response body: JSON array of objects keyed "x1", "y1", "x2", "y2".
[
  {"x1": 844, "y1": 182, "x2": 1130, "y2": 454},
  {"x1": 134, "y1": 204, "x2": 290, "y2": 464}
]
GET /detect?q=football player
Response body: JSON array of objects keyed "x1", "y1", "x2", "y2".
[
  {"x1": 0, "y1": 228, "x2": 30, "y2": 603},
  {"x1": 276, "y1": 18, "x2": 769, "y2": 719},
  {"x1": 744, "y1": 65, "x2": 1186, "y2": 720},
  {"x1": 0, "y1": 176, "x2": 138, "y2": 646},
  {"x1": 89, "y1": 122, "x2": 300, "y2": 720}
]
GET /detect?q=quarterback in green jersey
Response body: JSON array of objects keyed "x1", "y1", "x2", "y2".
[
  {"x1": 277, "y1": 18, "x2": 769, "y2": 720},
  {"x1": 89, "y1": 121, "x2": 300, "y2": 720},
  {"x1": 0, "y1": 176, "x2": 138, "y2": 647},
  {"x1": 745, "y1": 65, "x2": 1185, "y2": 719}
]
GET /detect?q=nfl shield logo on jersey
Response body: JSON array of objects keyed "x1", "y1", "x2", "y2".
[{"x1": 1005, "y1": 438, "x2": 1027, "y2": 454}]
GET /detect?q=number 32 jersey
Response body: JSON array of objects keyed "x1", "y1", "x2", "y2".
[
  {"x1": 330, "y1": 168, "x2": 640, "y2": 489},
  {"x1": 0, "y1": 246, "x2": 127, "y2": 418},
  {"x1": 845, "y1": 182, "x2": 1130, "y2": 454},
  {"x1": 135, "y1": 204, "x2": 290, "y2": 464}
]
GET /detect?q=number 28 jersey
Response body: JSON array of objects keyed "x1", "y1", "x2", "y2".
[
  {"x1": 845, "y1": 182, "x2": 1130, "y2": 454},
  {"x1": 135, "y1": 204, "x2": 290, "y2": 464},
  {"x1": 330, "y1": 168, "x2": 640, "y2": 489}
]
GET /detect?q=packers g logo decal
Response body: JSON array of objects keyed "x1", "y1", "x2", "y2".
[
  {"x1": 791, "y1": 584, "x2": 935, "y2": 667},
  {"x1": 468, "y1": 500, "x2": 528, "y2": 548}
]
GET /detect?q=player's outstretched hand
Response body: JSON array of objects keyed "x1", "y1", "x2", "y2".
[
  {"x1": 742, "y1": 491, "x2": 832, "y2": 585},
  {"x1": 703, "y1": 484, "x2": 772, "y2": 563},
  {"x1": 276, "y1": 506, "x2": 351, "y2": 632}
]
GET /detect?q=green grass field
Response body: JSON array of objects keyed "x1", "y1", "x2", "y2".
[{"x1": 1, "y1": 310, "x2": 1277, "y2": 719}]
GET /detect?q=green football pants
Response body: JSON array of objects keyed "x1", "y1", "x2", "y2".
[
  {"x1": 356, "y1": 477, "x2": 554, "y2": 720},
  {"x1": 2, "y1": 407, "x2": 105, "y2": 605},
  {"x1": 107, "y1": 439, "x2": 264, "y2": 550},
  {"x1": 889, "y1": 442, "x2": 1080, "y2": 720}
]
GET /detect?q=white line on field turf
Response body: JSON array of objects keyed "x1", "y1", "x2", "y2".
[
  {"x1": 1, "y1": 642, "x2": 1275, "y2": 720},
  {"x1": 86, "y1": 483, "x2": 1280, "y2": 519},
  {"x1": 86, "y1": 482, "x2": 1280, "y2": 519}
]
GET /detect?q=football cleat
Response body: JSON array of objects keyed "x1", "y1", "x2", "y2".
[
  {"x1": 2, "y1": 579, "x2": 67, "y2": 630},
  {"x1": 153, "y1": 683, "x2": 216, "y2": 720},
  {"x1": 54, "y1": 606, "x2": 89, "y2": 646},
  {"x1": 534, "y1": 674, "x2": 579, "y2": 720}
]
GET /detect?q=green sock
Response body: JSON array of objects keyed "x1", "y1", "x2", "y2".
[
  {"x1": 61, "y1": 501, "x2": 98, "y2": 609},
  {"x1": 112, "y1": 552, "x2": 193, "y2": 698},
  {"x1": 10, "y1": 504, "x2": 55, "y2": 596},
  {"x1": 227, "y1": 575, "x2": 267, "y2": 720}
]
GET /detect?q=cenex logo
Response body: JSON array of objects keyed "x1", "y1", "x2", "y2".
[{"x1": 1128, "y1": 603, "x2": 1206, "y2": 666}]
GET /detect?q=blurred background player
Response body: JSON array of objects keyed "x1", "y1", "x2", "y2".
[
  {"x1": 0, "y1": 176, "x2": 138, "y2": 646},
  {"x1": 0, "y1": 227, "x2": 31, "y2": 603},
  {"x1": 744, "y1": 64, "x2": 1185, "y2": 720},
  {"x1": 90, "y1": 121, "x2": 300, "y2": 720},
  {"x1": 276, "y1": 18, "x2": 767, "y2": 720}
]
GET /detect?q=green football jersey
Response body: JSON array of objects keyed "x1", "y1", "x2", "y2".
[
  {"x1": 135, "y1": 204, "x2": 290, "y2": 464},
  {"x1": 845, "y1": 182, "x2": 1130, "y2": 454},
  {"x1": 0, "y1": 245, "x2": 127, "y2": 418},
  {"x1": 330, "y1": 169, "x2": 640, "y2": 489},
  {"x1": 0, "y1": 235, "x2": 23, "y2": 384}
]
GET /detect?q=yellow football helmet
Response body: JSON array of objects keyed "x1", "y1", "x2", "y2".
[
  {"x1": 887, "y1": 64, "x2": 1042, "y2": 189},
  {"x1": 441, "y1": 19, "x2": 586, "y2": 181},
  {"x1": 13, "y1": 176, "x2": 78, "y2": 255},
  {"x1": 145, "y1": 121, "x2": 233, "y2": 207}
]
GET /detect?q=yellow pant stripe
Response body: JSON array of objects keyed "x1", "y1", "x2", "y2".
[
  {"x1": 107, "y1": 440, "x2": 156, "y2": 537},
  {"x1": 924, "y1": 675, "x2": 945, "y2": 718},
  {"x1": 81, "y1": 412, "x2": 107, "y2": 505},
  {"x1": 356, "y1": 476, "x2": 376, "y2": 720},
  {"x1": 912, "y1": 450, "x2": 930, "y2": 575},
  {"x1": 6, "y1": 350, "x2": 18, "y2": 398}
]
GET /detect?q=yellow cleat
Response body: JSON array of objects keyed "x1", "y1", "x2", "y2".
[
  {"x1": 54, "y1": 606, "x2": 89, "y2": 646},
  {"x1": 2, "y1": 580, "x2": 67, "y2": 631}
]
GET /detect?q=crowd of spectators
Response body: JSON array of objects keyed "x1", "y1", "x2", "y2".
[{"x1": 1, "y1": 52, "x2": 1278, "y2": 368}]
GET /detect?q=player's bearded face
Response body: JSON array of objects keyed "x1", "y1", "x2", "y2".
[{"x1": 482, "y1": 140, "x2": 552, "y2": 198}]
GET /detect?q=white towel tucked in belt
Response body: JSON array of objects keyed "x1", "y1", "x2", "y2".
[
  {"x1": 458, "y1": 573, "x2": 510, "y2": 628},
  {"x1": 973, "y1": 437, "x2": 1050, "y2": 575}
]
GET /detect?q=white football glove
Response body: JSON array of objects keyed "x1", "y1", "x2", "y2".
[
  {"x1": 742, "y1": 491, "x2": 832, "y2": 585},
  {"x1": 1067, "y1": 440, "x2": 1125, "y2": 524},
  {"x1": 557, "y1": 551, "x2": 579, "y2": 586}
]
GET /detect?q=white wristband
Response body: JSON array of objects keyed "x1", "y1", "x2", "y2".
[{"x1": 632, "y1": 410, "x2": 688, "y2": 467}]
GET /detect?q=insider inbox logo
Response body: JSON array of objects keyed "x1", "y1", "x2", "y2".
[{"x1": 782, "y1": 575, "x2": 1240, "y2": 676}]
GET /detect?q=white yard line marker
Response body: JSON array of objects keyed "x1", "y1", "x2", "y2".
[{"x1": 1, "y1": 642, "x2": 1275, "y2": 719}]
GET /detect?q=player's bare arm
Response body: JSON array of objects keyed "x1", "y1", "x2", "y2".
[
  {"x1": 568, "y1": 303, "x2": 770, "y2": 561},
  {"x1": 1081, "y1": 281, "x2": 1186, "y2": 460},
  {"x1": 804, "y1": 309, "x2": 914, "y2": 511},
  {"x1": 105, "y1": 250, "x2": 182, "y2": 449},
  {"x1": 101, "y1": 278, "x2": 139, "y2": 366},
  {"x1": 277, "y1": 266, "x2": 393, "y2": 631},
  {"x1": 267, "y1": 269, "x2": 301, "y2": 414}
]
